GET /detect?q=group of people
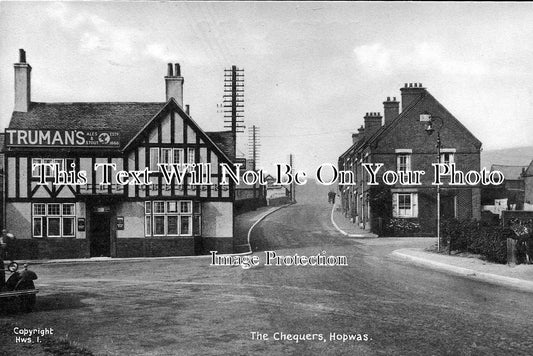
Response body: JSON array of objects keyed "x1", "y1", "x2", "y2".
[{"x1": 327, "y1": 191, "x2": 336, "y2": 204}]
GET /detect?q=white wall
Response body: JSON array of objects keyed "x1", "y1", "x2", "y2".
[{"x1": 202, "y1": 201, "x2": 233, "y2": 237}]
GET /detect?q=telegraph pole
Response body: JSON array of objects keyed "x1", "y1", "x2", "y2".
[
  {"x1": 289, "y1": 154, "x2": 295, "y2": 203},
  {"x1": 248, "y1": 125, "x2": 261, "y2": 199},
  {"x1": 223, "y1": 65, "x2": 245, "y2": 158},
  {"x1": 248, "y1": 125, "x2": 260, "y2": 171}
]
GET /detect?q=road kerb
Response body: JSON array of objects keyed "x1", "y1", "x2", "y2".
[
  {"x1": 330, "y1": 205, "x2": 370, "y2": 238},
  {"x1": 392, "y1": 249, "x2": 533, "y2": 293},
  {"x1": 245, "y1": 203, "x2": 294, "y2": 253}
]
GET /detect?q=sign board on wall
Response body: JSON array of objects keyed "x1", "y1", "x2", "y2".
[
  {"x1": 78, "y1": 218, "x2": 86, "y2": 232},
  {"x1": 116, "y1": 216, "x2": 124, "y2": 230},
  {"x1": 5, "y1": 129, "x2": 120, "y2": 147}
]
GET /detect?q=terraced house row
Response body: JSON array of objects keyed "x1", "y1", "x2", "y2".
[{"x1": 338, "y1": 83, "x2": 482, "y2": 236}]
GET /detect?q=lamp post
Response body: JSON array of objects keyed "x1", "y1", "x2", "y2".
[{"x1": 420, "y1": 112, "x2": 443, "y2": 252}]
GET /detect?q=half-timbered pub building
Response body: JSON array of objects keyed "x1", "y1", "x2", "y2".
[{"x1": 3, "y1": 50, "x2": 235, "y2": 259}]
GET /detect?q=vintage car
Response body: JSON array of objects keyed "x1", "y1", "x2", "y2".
[{"x1": 0, "y1": 261, "x2": 39, "y2": 313}]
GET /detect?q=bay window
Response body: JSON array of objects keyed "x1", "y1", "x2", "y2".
[
  {"x1": 144, "y1": 200, "x2": 201, "y2": 237},
  {"x1": 32, "y1": 203, "x2": 75, "y2": 237}
]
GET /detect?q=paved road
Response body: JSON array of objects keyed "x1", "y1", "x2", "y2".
[
  {"x1": 1, "y1": 201, "x2": 532, "y2": 355},
  {"x1": 244, "y1": 202, "x2": 533, "y2": 355}
]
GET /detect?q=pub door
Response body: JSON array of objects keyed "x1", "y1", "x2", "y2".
[{"x1": 90, "y1": 213, "x2": 111, "y2": 257}]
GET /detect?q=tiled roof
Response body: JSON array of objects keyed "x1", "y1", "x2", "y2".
[
  {"x1": 339, "y1": 91, "x2": 482, "y2": 162},
  {"x1": 206, "y1": 131, "x2": 235, "y2": 161},
  {"x1": 8, "y1": 101, "x2": 235, "y2": 162},
  {"x1": 9, "y1": 102, "x2": 165, "y2": 149},
  {"x1": 491, "y1": 164, "x2": 527, "y2": 180}
]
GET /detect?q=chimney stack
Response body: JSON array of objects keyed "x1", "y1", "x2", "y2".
[
  {"x1": 14, "y1": 49, "x2": 32, "y2": 112},
  {"x1": 351, "y1": 132, "x2": 360, "y2": 145},
  {"x1": 185, "y1": 104, "x2": 190, "y2": 115},
  {"x1": 400, "y1": 82, "x2": 426, "y2": 111},
  {"x1": 165, "y1": 62, "x2": 184, "y2": 107},
  {"x1": 363, "y1": 112, "x2": 382, "y2": 138},
  {"x1": 383, "y1": 96, "x2": 399, "y2": 125}
]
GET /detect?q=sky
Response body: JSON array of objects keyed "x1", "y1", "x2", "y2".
[{"x1": 1, "y1": 2, "x2": 532, "y2": 175}]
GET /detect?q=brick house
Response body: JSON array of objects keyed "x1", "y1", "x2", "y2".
[{"x1": 338, "y1": 83, "x2": 482, "y2": 236}]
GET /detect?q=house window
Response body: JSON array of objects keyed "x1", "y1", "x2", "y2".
[
  {"x1": 393, "y1": 193, "x2": 418, "y2": 218},
  {"x1": 440, "y1": 152, "x2": 454, "y2": 166},
  {"x1": 439, "y1": 149, "x2": 455, "y2": 173},
  {"x1": 32, "y1": 203, "x2": 76, "y2": 238},
  {"x1": 397, "y1": 154, "x2": 411, "y2": 172},
  {"x1": 144, "y1": 200, "x2": 199, "y2": 237}
]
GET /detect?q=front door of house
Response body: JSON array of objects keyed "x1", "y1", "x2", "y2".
[{"x1": 90, "y1": 212, "x2": 111, "y2": 257}]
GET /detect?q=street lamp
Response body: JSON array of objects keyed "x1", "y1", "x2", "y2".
[{"x1": 420, "y1": 111, "x2": 443, "y2": 252}]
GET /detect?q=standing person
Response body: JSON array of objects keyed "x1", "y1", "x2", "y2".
[
  {"x1": 0, "y1": 230, "x2": 6, "y2": 289},
  {"x1": 1, "y1": 229, "x2": 15, "y2": 263}
]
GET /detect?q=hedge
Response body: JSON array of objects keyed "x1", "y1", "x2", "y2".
[{"x1": 441, "y1": 219, "x2": 532, "y2": 264}]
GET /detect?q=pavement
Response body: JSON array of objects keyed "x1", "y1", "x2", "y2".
[
  {"x1": 393, "y1": 247, "x2": 533, "y2": 293},
  {"x1": 329, "y1": 203, "x2": 377, "y2": 238},
  {"x1": 330, "y1": 203, "x2": 533, "y2": 293}
]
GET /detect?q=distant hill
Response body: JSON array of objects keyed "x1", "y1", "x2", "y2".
[{"x1": 481, "y1": 146, "x2": 533, "y2": 169}]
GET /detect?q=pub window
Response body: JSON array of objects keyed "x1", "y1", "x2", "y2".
[
  {"x1": 144, "y1": 200, "x2": 198, "y2": 237},
  {"x1": 161, "y1": 148, "x2": 172, "y2": 166},
  {"x1": 62, "y1": 203, "x2": 75, "y2": 237},
  {"x1": 66, "y1": 158, "x2": 76, "y2": 172},
  {"x1": 32, "y1": 158, "x2": 77, "y2": 178},
  {"x1": 193, "y1": 201, "x2": 201, "y2": 236},
  {"x1": 173, "y1": 148, "x2": 184, "y2": 165},
  {"x1": 32, "y1": 203, "x2": 46, "y2": 237},
  {"x1": 187, "y1": 148, "x2": 195, "y2": 164},
  {"x1": 150, "y1": 148, "x2": 160, "y2": 171},
  {"x1": 32, "y1": 158, "x2": 42, "y2": 178},
  {"x1": 144, "y1": 202, "x2": 151, "y2": 237},
  {"x1": 32, "y1": 203, "x2": 75, "y2": 238}
]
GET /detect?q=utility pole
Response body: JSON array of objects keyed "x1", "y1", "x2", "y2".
[
  {"x1": 289, "y1": 154, "x2": 295, "y2": 203},
  {"x1": 248, "y1": 125, "x2": 261, "y2": 200},
  {"x1": 223, "y1": 65, "x2": 245, "y2": 159},
  {"x1": 248, "y1": 125, "x2": 260, "y2": 171}
]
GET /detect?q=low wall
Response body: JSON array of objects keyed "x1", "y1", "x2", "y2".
[
  {"x1": 115, "y1": 238, "x2": 195, "y2": 258},
  {"x1": 7, "y1": 239, "x2": 90, "y2": 260}
]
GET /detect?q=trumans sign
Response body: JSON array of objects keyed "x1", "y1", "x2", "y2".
[{"x1": 5, "y1": 129, "x2": 120, "y2": 147}]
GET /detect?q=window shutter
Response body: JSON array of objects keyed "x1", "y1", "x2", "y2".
[
  {"x1": 412, "y1": 193, "x2": 418, "y2": 218},
  {"x1": 392, "y1": 193, "x2": 398, "y2": 217}
]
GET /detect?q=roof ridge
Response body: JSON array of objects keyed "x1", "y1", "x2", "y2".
[
  {"x1": 30, "y1": 101, "x2": 165, "y2": 105},
  {"x1": 491, "y1": 164, "x2": 528, "y2": 167}
]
